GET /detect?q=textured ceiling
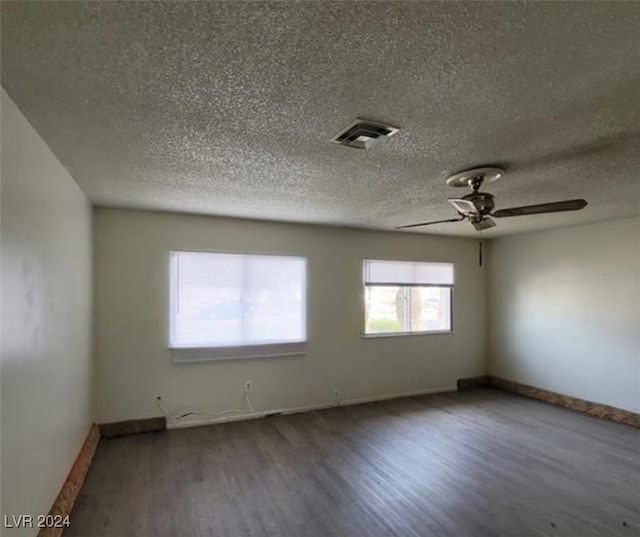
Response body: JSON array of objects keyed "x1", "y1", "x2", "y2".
[{"x1": 2, "y1": 1, "x2": 640, "y2": 237}]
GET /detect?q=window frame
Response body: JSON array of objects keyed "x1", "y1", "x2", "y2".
[
  {"x1": 169, "y1": 249, "x2": 308, "y2": 363},
  {"x1": 362, "y1": 259, "x2": 454, "y2": 338}
]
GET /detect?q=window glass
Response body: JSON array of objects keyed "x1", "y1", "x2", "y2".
[{"x1": 363, "y1": 260, "x2": 453, "y2": 335}]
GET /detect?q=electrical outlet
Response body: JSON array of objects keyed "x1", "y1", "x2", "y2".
[{"x1": 245, "y1": 380, "x2": 252, "y2": 392}]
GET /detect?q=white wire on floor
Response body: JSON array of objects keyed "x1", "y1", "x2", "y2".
[{"x1": 157, "y1": 392, "x2": 255, "y2": 423}]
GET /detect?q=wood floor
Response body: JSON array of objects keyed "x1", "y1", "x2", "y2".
[{"x1": 68, "y1": 389, "x2": 640, "y2": 537}]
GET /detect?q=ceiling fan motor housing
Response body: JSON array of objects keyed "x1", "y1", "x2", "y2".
[{"x1": 463, "y1": 191, "x2": 495, "y2": 215}]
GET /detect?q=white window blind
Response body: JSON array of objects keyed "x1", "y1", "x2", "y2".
[
  {"x1": 170, "y1": 251, "x2": 306, "y2": 361},
  {"x1": 363, "y1": 260, "x2": 454, "y2": 286}
]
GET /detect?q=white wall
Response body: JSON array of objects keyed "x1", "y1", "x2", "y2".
[
  {"x1": 1, "y1": 90, "x2": 93, "y2": 535},
  {"x1": 93, "y1": 208, "x2": 487, "y2": 423},
  {"x1": 488, "y1": 217, "x2": 640, "y2": 413}
]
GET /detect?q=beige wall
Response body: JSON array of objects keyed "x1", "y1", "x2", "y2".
[
  {"x1": 488, "y1": 217, "x2": 640, "y2": 412},
  {"x1": 1, "y1": 90, "x2": 93, "y2": 535},
  {"x1": 93, "y1": 208, "x2": 487, "y2": 423}
]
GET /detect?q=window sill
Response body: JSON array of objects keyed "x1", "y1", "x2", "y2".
[
  {"x1": 362, "y1": 330, "x2": 453, "y2": 339},
  {"x1": 170, "y1": 341, "x2": 307, "y2": 363}
]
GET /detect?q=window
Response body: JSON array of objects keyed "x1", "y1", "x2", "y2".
[
  {"x1": 363, "y1": 259, "x2": 454, "y2": 336},
  {"x1": 170, "y1": 251, "x2": 306, "y2": 362}
]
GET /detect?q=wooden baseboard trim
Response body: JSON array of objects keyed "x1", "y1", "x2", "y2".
[
  {"x1": 457, "y1": 375, "x2": 491, "y2": 391},
  {"x1": 490, "y1": 376, "x2": 639, "y2": 427},
  {"x1": 456, "y1": 375, "x2": 640, "y2": 428},
  {"x1": 99, "y1": 416, "x2": 167, "y2": 438},
  {"x1": 37, "y1": 423, "x2": 100, "y2": 537}
]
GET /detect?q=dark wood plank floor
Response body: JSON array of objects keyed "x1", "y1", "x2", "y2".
[{"x1": 68, "y1": 389, "x2": 640, "y2": 537}]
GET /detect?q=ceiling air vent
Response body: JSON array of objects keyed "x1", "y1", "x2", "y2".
[{"x1": 332, "y1": 119, "x2": 399, "y2": 149}]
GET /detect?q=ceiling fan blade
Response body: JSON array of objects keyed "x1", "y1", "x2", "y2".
[
  {"x1": 448, "y1": 198, "x2": 479, "y2": 215},
  {"x1": 471, "y1": 217, "x2": 496, "y2": 231},
  {"x1": 493, "y1": 199, "x2": 588, "y2": 218},
  {"x1": 396, "y1": 216, "x2": 466, "y2": 229}
]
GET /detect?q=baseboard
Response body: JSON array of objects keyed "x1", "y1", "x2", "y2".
[
  {"x1": 456, "y1": 375, "x2": 640, "y2": 428},
  {"x1": 457, "y1": 375, "x2": 491, "y2": 390},
  {"x1": 37, "y1": 423, "x2": 100, "y2": 537},
  {"x1": 99, "y1": 416, "x2": 167, "y2": 437},
  {"x1": 490, "y1": 376, "x2": 639, "y2": 427},
  {"x1": 168, "y1": 386, "x2": 456, "y2": 430}
]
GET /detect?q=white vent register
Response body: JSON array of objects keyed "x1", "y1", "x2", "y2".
[{"x1": 332, "y1": 119, "x2": 399, "y2": 149}]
